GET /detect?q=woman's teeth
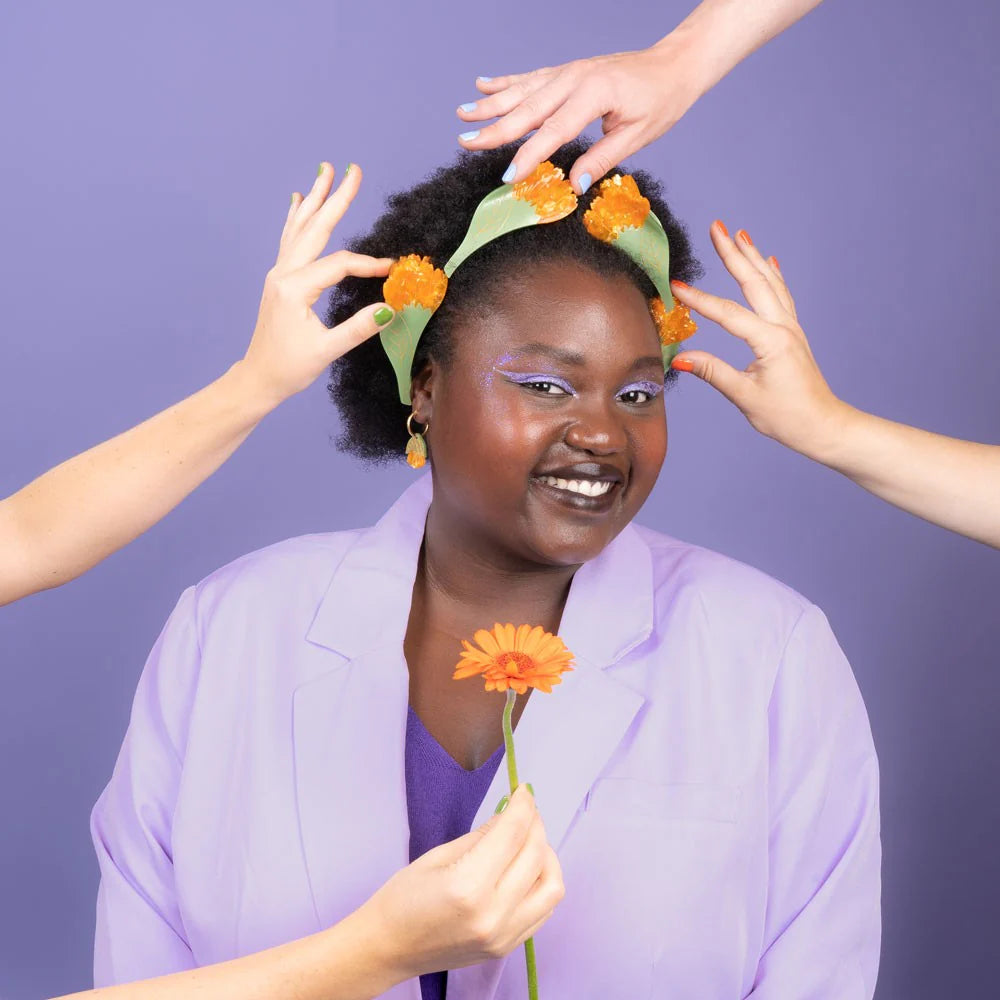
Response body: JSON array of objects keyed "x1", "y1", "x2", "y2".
[{"x1": 538, "y1": 476, "x2": 613, "y2": 497}]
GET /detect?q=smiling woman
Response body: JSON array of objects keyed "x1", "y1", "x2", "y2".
[{"x1": 91, "y1": 139, "x2": 882, "y2": 1000}]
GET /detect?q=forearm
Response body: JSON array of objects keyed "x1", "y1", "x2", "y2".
[
  {"x1": 814, "y1": 404, "x2": 1000, "y2": 548},
  {"x1": 653, "y1": 0, "x2": 824, "y2": 97},
  {"x1": 54, "y1": 904, "x2": 408, "y2": 1000},
  {"x1": 0, "y1": 361, "x2": 275, "y2": 605}
]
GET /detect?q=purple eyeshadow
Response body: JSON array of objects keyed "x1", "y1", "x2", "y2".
[
  {"x1": 619, "y1": 380, "x2": 664, "y2": 398},
  {"x1": 497, "y1": 371, "x2": 576, "y2": 394}
]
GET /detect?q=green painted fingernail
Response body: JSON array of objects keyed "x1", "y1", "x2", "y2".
[
  {"x1": 317, "y1": 163, "x2": 324, "y2": 176},
  {"x1": 345, "y1": 163, "x2": 353, "y2": 175},
  {"x1": 526, "y1": 783, "x2": 535, "y2": 797},
  {"x1": 374, "y1": 306, "x2": 394, "y2": 325},
  {"x1": 290, "y1": 193, "x2": 296, "y2": 206},
  {"x1": 494, "y1": 795, "x2": 510, "y2": 815}
]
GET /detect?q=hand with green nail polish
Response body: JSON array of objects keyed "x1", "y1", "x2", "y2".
[
  {"x1": 361, "y1": 781, "x2": 564, "y2": 979},
  {"x1": 239, "y1": 160, "x2": 396, "y2": 408}
]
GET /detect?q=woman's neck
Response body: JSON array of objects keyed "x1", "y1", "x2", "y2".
[{"x1": 417, "y1": 499, "x2": 578, "y2": 638}]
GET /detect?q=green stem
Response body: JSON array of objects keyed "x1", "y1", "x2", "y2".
[
  {"x1": 502, "y1": 688, "x2": 519, "y2": 793},
  {"x1": 501, "y1": 688, "x2": 538, "y2": 999}
]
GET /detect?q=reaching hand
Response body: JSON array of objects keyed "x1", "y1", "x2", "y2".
[
  {"x1": 239, "y1": 163, "x2": 395, "y2": 406},
  {"x1": 669, "y1": 222, "x2": 851, "y2": 460},
  {"x1": 455, "y1": 42, "x2": 698, "y2": 194},
  {"x1": 363, "y1": 785, "x2": 564, "y2": 979}
]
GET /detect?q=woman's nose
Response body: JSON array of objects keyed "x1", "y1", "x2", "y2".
[{"x1": 563, "y1": 401, "x2": 627, "y2": 455}]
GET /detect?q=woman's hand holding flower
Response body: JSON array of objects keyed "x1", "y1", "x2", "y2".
[
  {"x1": 237, "y1": 163, "x2": 396, "y2": 407},
  {"x1": 360, "y1": 785, "x2": 564, "y2": 979}
]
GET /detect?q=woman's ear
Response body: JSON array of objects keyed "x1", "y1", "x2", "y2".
[{"x1": 409, "y1": 361, "x2": 436, "y2": 425}]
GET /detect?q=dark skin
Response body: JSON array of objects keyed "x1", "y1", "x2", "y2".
[{"x1": 403, "y1": 260, "x2": 669, "y2": 770}]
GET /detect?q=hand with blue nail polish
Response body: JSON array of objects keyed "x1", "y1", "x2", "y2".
[{"x1": 455, "y1": 0, "x2": 822, "y2": 192}]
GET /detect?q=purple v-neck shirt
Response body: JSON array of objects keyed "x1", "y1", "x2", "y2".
[{"x1": 405, "y1": 705, "x2": 506, "y2": 1000}]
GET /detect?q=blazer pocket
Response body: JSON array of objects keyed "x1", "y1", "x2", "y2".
[{"x1": 585, "y1": 777, "x2": 742, "y2": 825}]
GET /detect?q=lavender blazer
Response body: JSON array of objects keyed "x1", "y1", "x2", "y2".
[{"x1": 91, "y1": 475, "x2": 880, "y2": 998}]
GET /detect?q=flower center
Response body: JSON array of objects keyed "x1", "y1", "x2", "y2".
[{"x1": 493, "y1": 652, "x2": 535, "y2": 677}]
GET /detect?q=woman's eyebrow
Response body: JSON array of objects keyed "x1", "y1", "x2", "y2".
[
  {"x1": 500, "y1": 347, "x2": 663, "y2": 373},
  {"x1": 504, "y1": 343, "x2": 587, "y2": 367},
  {"x1": 628, "y1": 356, "x2": 665, "y2": 372}
]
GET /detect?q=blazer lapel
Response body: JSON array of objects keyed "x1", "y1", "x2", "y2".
[
  {"x1": 448, "y1": 524, "x2": 654, "y2": 1000},
  {"x1": 292, "y1": 476, "x2": 430, "y2": 996}
]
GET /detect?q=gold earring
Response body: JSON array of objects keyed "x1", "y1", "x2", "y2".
[{"x1": 405, "y1": 413, "x2": 429, "y2": 469}]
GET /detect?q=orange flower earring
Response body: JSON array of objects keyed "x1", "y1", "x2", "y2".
[{"x1": 405, "y1": 413, "x2": 429, "y2": 469}]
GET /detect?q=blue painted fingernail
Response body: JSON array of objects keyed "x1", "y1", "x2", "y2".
[
  {"x1": 578, "y1": 172, "x2": 592, "y2": 195},
  {"x1": 460, "y1": 102, "x2": 478, "y2": 112},
  {"x1": 478, "y1": 76, "x2": 493, "y2": 82},
  {"x1": 502, "y1": 162, "x2": 517, "y2": 184},
  {"x1": 459, "y1": 130, "x2": 480, "y2": 141}
]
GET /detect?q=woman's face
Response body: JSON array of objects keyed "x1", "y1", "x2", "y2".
[{"x1": 417, "y1": 260, "x2": 668, "y2": 568}]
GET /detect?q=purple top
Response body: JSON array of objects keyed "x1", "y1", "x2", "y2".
[{"x1": 405, "y1": 704, "x2": 506, "y2": 1000}]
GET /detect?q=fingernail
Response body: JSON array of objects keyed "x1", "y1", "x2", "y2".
[
  {"x1": 769, "y1": 255, "x2": 780, "y2": 270},
  {"x1": 578, "y1": 172, "x2": 592, "y2": 195},
  {"x1": 477, "y1": 76, "x2": 493, "y2": 82},
  {"x1": 494, "y1": 795, "x2": 510, "y2": 815},
  {"x1": 459, "y1": 102, "x2": 478, "y2": 112},
  {"x1": 713, "y1": 219, "x2": 729, "y2": 237},
  {"x1": 317, "y1": 163, "x2": 326, "y2": 177},
  {"x1": 344, "y1": 163, "x2": 353, "y2": 176},
  {"x1": 459, "y1": 130, "x2": 480, "y2": 141},
  {"x1": 502, "y1": 162, "x2": 517, "y2": 184},
  {"x1": 290, "y1": 193, "x2": 297, "y2": 206},
  {"x1": 737, "y1": 229, "x2": 753, "y2": 248},
  {"x1": 671, "y1": 358, "x2": 695, "y2": 373},
  {"x1": 373, "y1": 306, "x2": 394, "y2": 325},
  {"x1": 670, "y1": 279, "x2": 690, "y2": 291},
  {"x1": 525, "y1": 782, "x2": 535, "y2": 797}
]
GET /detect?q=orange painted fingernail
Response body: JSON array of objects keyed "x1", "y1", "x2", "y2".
[
  {"x1": 671, "y1": 358, "x2": 695, "y2": 373},
  {"x1": 737, "y1": 229, "x2": 753, "y2": 248},
  {"x1": 670, "y1": 279, "x2": 690, "y2": 291},
  {"x1": 769, "y1": 255, "x2": 780, "y2": 270},
  {"x1": 713, "y1": 219, "x2": 729, "y2": 237}
]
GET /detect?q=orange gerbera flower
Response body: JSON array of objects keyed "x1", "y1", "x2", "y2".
[
  {"x1": 453, "y1": 623, "x2": 575, "y2": 695},
  {"x1": 382, "y1": 254, "x2": 448, "y2": 311},
  {"x1": 650, "y1": 296, "x2": 698, "y2": 346},
  {"x1": 582, "y1": 173, "x2": 650, "y2": 242},
  {"x1": 512, "y1": 161, "x2": 578, "y2": 223}
]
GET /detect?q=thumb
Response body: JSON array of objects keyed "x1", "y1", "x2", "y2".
[
  {"x1": 320, "y1": 302, "x2": 395, "y2": 362},
  {"x1": 421, "y1": 814, "x2": 503, "y2": 867},
  {"x1": 671, "y1": 351, "x2": 748, "y2": 407}
]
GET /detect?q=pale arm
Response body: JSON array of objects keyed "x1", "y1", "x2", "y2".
[
  {"x1": 457, "y1": 0, "x2": 825, "y2": 191},
  {"x1": 0, "y1": 162, "x2": 395, "y2": 607},
  {"x1": 670, "y1": 221, "x2": 1000, "y2": 549}
]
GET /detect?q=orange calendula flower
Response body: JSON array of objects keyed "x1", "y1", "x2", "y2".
[
  {"x1": 650, "y1": 296, "x2": 698, "y2": 346},
  {"x1": 582, "y1": 173, "x2": 650, "y2": 242},
  {"x1": 453, "y1": 623, "x2": 575, "y2": 695},
  {"x1": 512, "y1": 161, "x2": 578, "y2": 224},
  {"x1": 383, "y1": 254, "x2": 448, "y2": 312}
]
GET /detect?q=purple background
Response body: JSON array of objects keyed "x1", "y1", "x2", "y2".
[{"x1": 2, "y1": 1, "x2": 998, "y2": 996}]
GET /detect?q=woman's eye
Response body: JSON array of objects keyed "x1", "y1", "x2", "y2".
[
  {"x1": 618, "y1": 387, "x2": 658, "y2": 404},
  {"x1": 526, "y1": 381, "x2": 569, "y2": 395}
]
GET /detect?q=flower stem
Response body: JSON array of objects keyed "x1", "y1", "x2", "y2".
[
  {"x1": 501, "y1": 688, "x2": 538, "y2": 999},
  {"x1": 502, "y1": 688, "x2": 519, "y2": 793}
]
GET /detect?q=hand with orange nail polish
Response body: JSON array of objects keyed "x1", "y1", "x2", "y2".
[
  {"x1": 669, "y1": 222, "x2": 1000, "y2": 548},
  {"x1": 668, "y1": 220, "x2": 848, "y2": 459}
]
